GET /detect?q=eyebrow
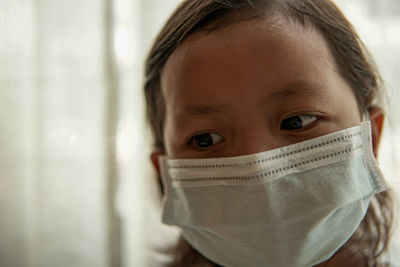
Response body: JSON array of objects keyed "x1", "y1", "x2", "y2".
[
  {"x1": 269, "y1": 80, "x2": 326, "y2": 100},
  {"x1": 182, "y1": 104, "x2": 229, "y2": 117},
  {"x1": 178, "y1": 80, "x2": 326, "y2": 118}
]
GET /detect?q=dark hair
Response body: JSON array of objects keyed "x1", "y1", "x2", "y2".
[{"x1": 144, "y1": 0, "x2": 394, "y2": 266}]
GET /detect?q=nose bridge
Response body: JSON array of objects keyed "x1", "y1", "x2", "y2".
[{"x1": 232, "y1": 124, "x2": 280, "y2": 156}]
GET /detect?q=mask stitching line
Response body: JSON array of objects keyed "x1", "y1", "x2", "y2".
[
  {"x1": 172, "y1": 144, "x2": 362, "y2": 184},
  {"x1": 170, "y1": 132, "x2": 362, "y2": 170}
]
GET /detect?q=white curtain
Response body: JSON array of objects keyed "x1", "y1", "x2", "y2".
[
  {"x1": 0, "y1": 1, "x2": 398, "y2": 267},
  {"x1": 1, "y1": 0, "x2": 112, "y2": 267}
]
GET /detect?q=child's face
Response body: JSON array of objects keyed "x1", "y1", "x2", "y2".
[{"x1": 161, "y1": 20, "x2": 361, "y2": 159}]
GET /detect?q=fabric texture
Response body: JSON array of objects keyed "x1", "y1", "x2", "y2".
[{"x1": 160, "y1": 122, "x2": 387, "y2": 267}]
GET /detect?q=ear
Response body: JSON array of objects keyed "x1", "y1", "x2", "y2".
[
  {"x1": 151, "y1": 150, "x2": 164, "y2": 177},
  {"x1": 368, "y1": 106, "x2": 385, "y2": 158},
  {"x1": 151, "y1": 150, "x2": 165, "y2": 195}
]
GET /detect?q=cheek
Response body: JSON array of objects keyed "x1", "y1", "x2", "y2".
[
  {"x1": 163, "y1": 108, "x2": 184, "y2": 157},
  {"x1": 335, "y1": 89, "x2": 362, "y2": 126},
  {"x1": 161, "y1": 80, "x2": 183, "y2": 156},
  {"x1": 163, "y1": 113, "x2": 175, "y2": 156},
  {"x1": 325, "y1": 71, "x2": 362, "y2": 125}
]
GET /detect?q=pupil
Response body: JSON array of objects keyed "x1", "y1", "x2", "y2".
[
  {"x1": 281, "y1": 116, "x2": 303, "y2": 130},
  {"x1": 194, "y1": 133, "x2": 213, "y2": 148}
]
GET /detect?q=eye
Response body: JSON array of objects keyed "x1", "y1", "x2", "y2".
[
  {"x1": 190, "y1": 132, "x2": 225, "y2": 149},
  {"x1": 280, "y1": 115, "x2": 317, "y2": 131}
]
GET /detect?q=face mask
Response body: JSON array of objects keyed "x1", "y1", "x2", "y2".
[{"x1": 159, "y1": 122, "x2": 387, "y2": 267}]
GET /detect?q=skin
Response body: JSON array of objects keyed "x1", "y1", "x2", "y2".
[{"x1": 152, "y1": 19, "x2": 384, "y2": 266}]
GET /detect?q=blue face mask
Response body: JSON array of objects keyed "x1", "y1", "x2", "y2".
[{"x1": 159, "y1": 121, "x2": 387, "y2": 267}]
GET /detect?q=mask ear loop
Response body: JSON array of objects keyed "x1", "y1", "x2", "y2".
[{"x1": 362, "y1": 108, "x2": 370, "y2": 122}]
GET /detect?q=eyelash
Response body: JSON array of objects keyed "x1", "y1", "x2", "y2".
[
  {"x1": 188, "y1": 114, "x2": 320, "y2": 150},
  {"x1": 189, "y1": 131, "x2": 225, "y2": 150},
  {"x1": 280, "y1": 114, "x2": 318, "y2": 131}
]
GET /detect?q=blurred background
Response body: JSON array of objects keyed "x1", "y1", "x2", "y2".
[{"x1": 0, "y1": 0, "x2": 399, "y2": 266}]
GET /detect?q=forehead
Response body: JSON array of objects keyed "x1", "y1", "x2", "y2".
[
  {"x1": 161, "y1": 19, "x2": 351, "y2": 118},
  {"x1": 162, "y1": 19, "x2": 340, "y2": 95}
]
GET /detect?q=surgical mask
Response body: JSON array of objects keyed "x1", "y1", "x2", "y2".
[{"x1": 159, "y1": 122, "x2": 387, "y2": 267}]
